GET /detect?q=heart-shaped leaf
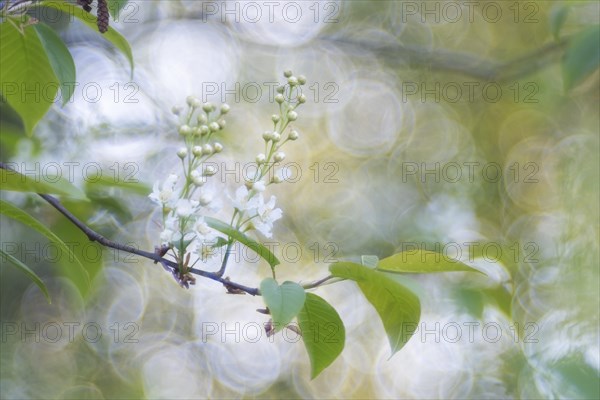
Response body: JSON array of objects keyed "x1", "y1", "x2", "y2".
[{"x1": 260, "y1": 278, "x2": 305, "y2": 331}]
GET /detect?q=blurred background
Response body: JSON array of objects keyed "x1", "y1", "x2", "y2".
[{"x1": 1, "y1": 0, "x2": 599, "y2": 398}]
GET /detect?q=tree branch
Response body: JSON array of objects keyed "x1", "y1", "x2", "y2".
[{"x1": 0, "y1": 162, "x2": 260, "y2": 296}]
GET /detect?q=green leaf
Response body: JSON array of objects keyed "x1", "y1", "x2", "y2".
[
  {"x1": 330, "y1": 262, "x2": 421, "y2": 356},
  {"x1": 1, "y1": 167, "x2": 88, "y2": 200},
  {"x1": 84, "y1": 174, "x2": 150, "y2": 196},
  {"x1": 377, "y1": 250, "x2": 482, "y2": 274},
  {"x1": 39, "y1": 1, "x2": 134, "y2": 75},
  {"x1": 0, "y1": 248, "x2": 51, "y2": 303},
  {"x1": 549, "y1": 4, "x2": 570, "y2": 40},
  {"x1": 563, "y1": 25, "x2": 600, "y2": 90},
  {"x1": 297, "y1": 293, "x2": 345, "y2": 379},
  {"x1": 260, "y1": 278, "x2": 306, "y2": 331},
  {"x1": 33, "y1": 23, "x2": 76, "y2": 106},
  {"x1": 205, "y1": 217, "x2": 280, "y2": 268},
  {"x1": 108, "y1": 0, "x2": 129, "y2": 19},
  {"x1": 0, "y1": 199, "x2": 89, "y2": 286},
  {"x1": 0, "y1": 21, "x2": 59, "y2": 135}
]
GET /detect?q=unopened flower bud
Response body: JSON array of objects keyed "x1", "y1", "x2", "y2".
[
  {"x1": 272, "y1": 114, "x2": 280, "y2": 123},
  {"x1": 298, "y1": 75, "x2": 307, "y2": 85},
  {"x1": 200, "y1": 125, "x2": 210, "y2": 136},
  {"x1": 179, "y1": 125, "x2": 192, "y2": 136},
  {"x1": 287, "y1": 111, "x2": 298, "y2": 121},
  {"x1": 218, "y1": 119, "x2": 226, "y2": 129},
  {"x1": 273, "y1": 152, "x2": 286, "y2": 162},
  {"x1": 298, "y1": 94, "x2": 306, "y2": 104},
  {"x1": 172, "y1": 106, "x2": 183, "y2": 115},
  {"x1": 202, "y1": 144, "x2": 213, "y2": 155},
  {"x1": 198, "y1": 194, "x2": 212, "y2": 206},
  {"x1": 288, "y1": 76, "x2": 298, "y2": 86},
  {"x1": 186, "y1": 96, "x2": 196, "y2": 106},
  {"x1": 283, "y1": 69, "x2": 293, "y2": 78},
  {"x1": 272, "y1": 175, "x2": 283, "y2": 184},
  {"x1": 289, "y1": 130, "x2": 299, "y2": 140},
  {"x1": 209, "y1": 122, "x2": 220, "y2": 132},
  {"x1": 275, "y1": 94, "x2": 285, "y2": 104},
  {"x1": 203, "y1": 165, "x2": 217, "y2": 176},
  {"x1": 262, "y1": 131, "x2": 272, "y2": 141},
  {"x1": 192, "y1": 146, "x2": 203, "y2": 157},
  {"x1": 220, "y1": 103, "x2": 230, "y2": 114},
  {"x1": 213, "y1": 142, "x2": 223, "y2": 153},
  {"x1": 276, "y1": 86, "x2": 285, "y2": 94},
  {"x1": 197, "y1": 114, "x2": 208, "y2": 124},
  {"x1": 256, "y1": 153, "x2": 266, "y2": 164},
  {"x1": 271, "y1": 131, "x2": 281, "y2": 142},
  {"x1": 177, "y1": 148, "x2": 188, "y2": 159},
  {"x1": 202, "y1": 102, "x2": 214, "y2": 113}
]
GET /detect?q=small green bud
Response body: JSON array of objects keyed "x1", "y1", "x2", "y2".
[
  {"x1": 209, "y1": 122, "x2": 220, "y2": 132},
  {"x1": 275, "y1": 94, "x2": 285, "y2": 104},
  {"x1": 203, "y1": 165, "x2": 217, "y2": 176},
  {"x1": 271, "y1": 131, "x2": 281, "y2": 142},
  {"x1": 177, "y1": 148, "x2": 188, "y2": 159},
  {"x1": 298, "y1": 94, "x2": 306, "y2": 104},
  {"x1": 256, "y1": 153, "x2": 266, "y2": 164},
  {"x1": 289, "y1": 130, "x2": 299, "y2": 140},
  {"x1": 273, "y1": 151, "x2": 286, "y2": 162},
  {"x1": 283, "y1": 69, "x2": 293, "y2": 78},
  {"x1": 220, "y1": 103, "x2": 230, "y2": 114},
  {"x1": 186, "y1": 96, "x2": 196, "y2": 106},
  {"x1": 179, "y1": 125, "x2": 192, "y2": 136},
  {"x1": 192, "y1": 146, "x2": 203, "y2": 157},
  {"x1": 276, "y1": 86, "x2": 285, "y2": 94},
  {"x1": 202, "y1": 144, "x2": 213, "y2": 155},
  {"x1": 297, "y1": 75, "x2": 307, "y2": 85},
  {"x1": 288, "y1": 76, "x2": 298, "y2": 86},
  {"x1": 200, "y1": 125, "x2": 210, "y2": 136},
  {"x1": 272, "y1": 175, "x2": 283, "y2": 184},
  {"x1": 271, "y1": 114, "x2": 280, "y2": 123},
  {"x1": 262, "y1": 131, "x2": 272, "y2": 141},
  {"x1": 191, "y1": 98, "x2": 202, "y2": 108},
  {"x1": 203, "y1": 102, "x2": 214, "y2": 113},
  {"x1": 213, "y1": 142, "x2": 223, "y2": 153},
  {"x1": 172, "y1": 106, "x2": 183, "y2": 115},
  {"x1": 287, "y1": 111, "x2": 298, "y2": 121},
  {"x1": 197, "y1": 114, "x2": 208, "y2": 124},
  {"x1": 218, "y1": 119, "x2": 226, "y2": 129}
]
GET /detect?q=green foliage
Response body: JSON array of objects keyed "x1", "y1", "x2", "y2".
[
  {"x1": 330, "y1": 262, "x2": 421, "y2": 356},
  {"x1": 260, "y1": 278, "x2": 306, "y2": 331},
  {"x1": 1, "y1": 167, "x2": 88, "y2": 200},
  {"x1": 0, "y1": 199, "x2": 89, "y2": 287},
  {"x1": 0, "y1": 21, "x2": 59, "y2": 135},
  {"x1": 108, "y1": 0, "x2": 129, "y2": 19},
  {"x1": 562, "y1": 25, "x2": 600, "y2": 90},
  {"x1": 39, "y1": 1, "x2": 133, "y2": 73},
  {"x1": 297, "y1": 293, "x2": 345, "y2": 379},
  {"x1": 205, "y1": 217, "x2": 280, "y2": 268},
  {"x1": 0, "y1": 248, "x2": 51, "y2": 303},
  {"x1": 32, "y1": 22, "x2": 75, "y2": 106},
  {"x1": 549, "y1": 4, "x2": 570, "y2": 40},
  {"x1": 377, "y1": 250, "x2": 482, "y2": 274}
]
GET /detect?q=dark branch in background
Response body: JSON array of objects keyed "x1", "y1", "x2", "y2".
[{"x1": 320, "y1": 35, "x2": 570, "y2": 82}]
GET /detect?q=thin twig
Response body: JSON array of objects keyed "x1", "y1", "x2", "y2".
[
  {"x1": 302, "y1": 275, "x2": 345, "y2": 290},
  {"x1": 0, "y1": 162, "x2": 260, "y2": 296}
]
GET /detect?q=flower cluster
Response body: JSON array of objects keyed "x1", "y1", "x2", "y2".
[{"x1": 149, "y1": 70, "x2": 307, "y2": 286}]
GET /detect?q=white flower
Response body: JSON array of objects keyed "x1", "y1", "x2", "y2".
[
  {"x1": 149, "y1": 174, "x2": 178, "y2": 206},
  {"x1": 160, "y1": 229, "x2": 175, "y2": 244},
  {"x1": 175, "y1": 199, "x2": 197, "y2": 217},
  {"x1": 253, "y1": 195, "x2": 282, "y2": 238},
  {"x1": 253, "y1": 180, "x2": 266, "y2": 192},
  {"x1": 230, "y1": 186, "x2": 260, "y2": 212},
  {"x1": 194, "y1": 217, "x2": 216, "y2": 241}
]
